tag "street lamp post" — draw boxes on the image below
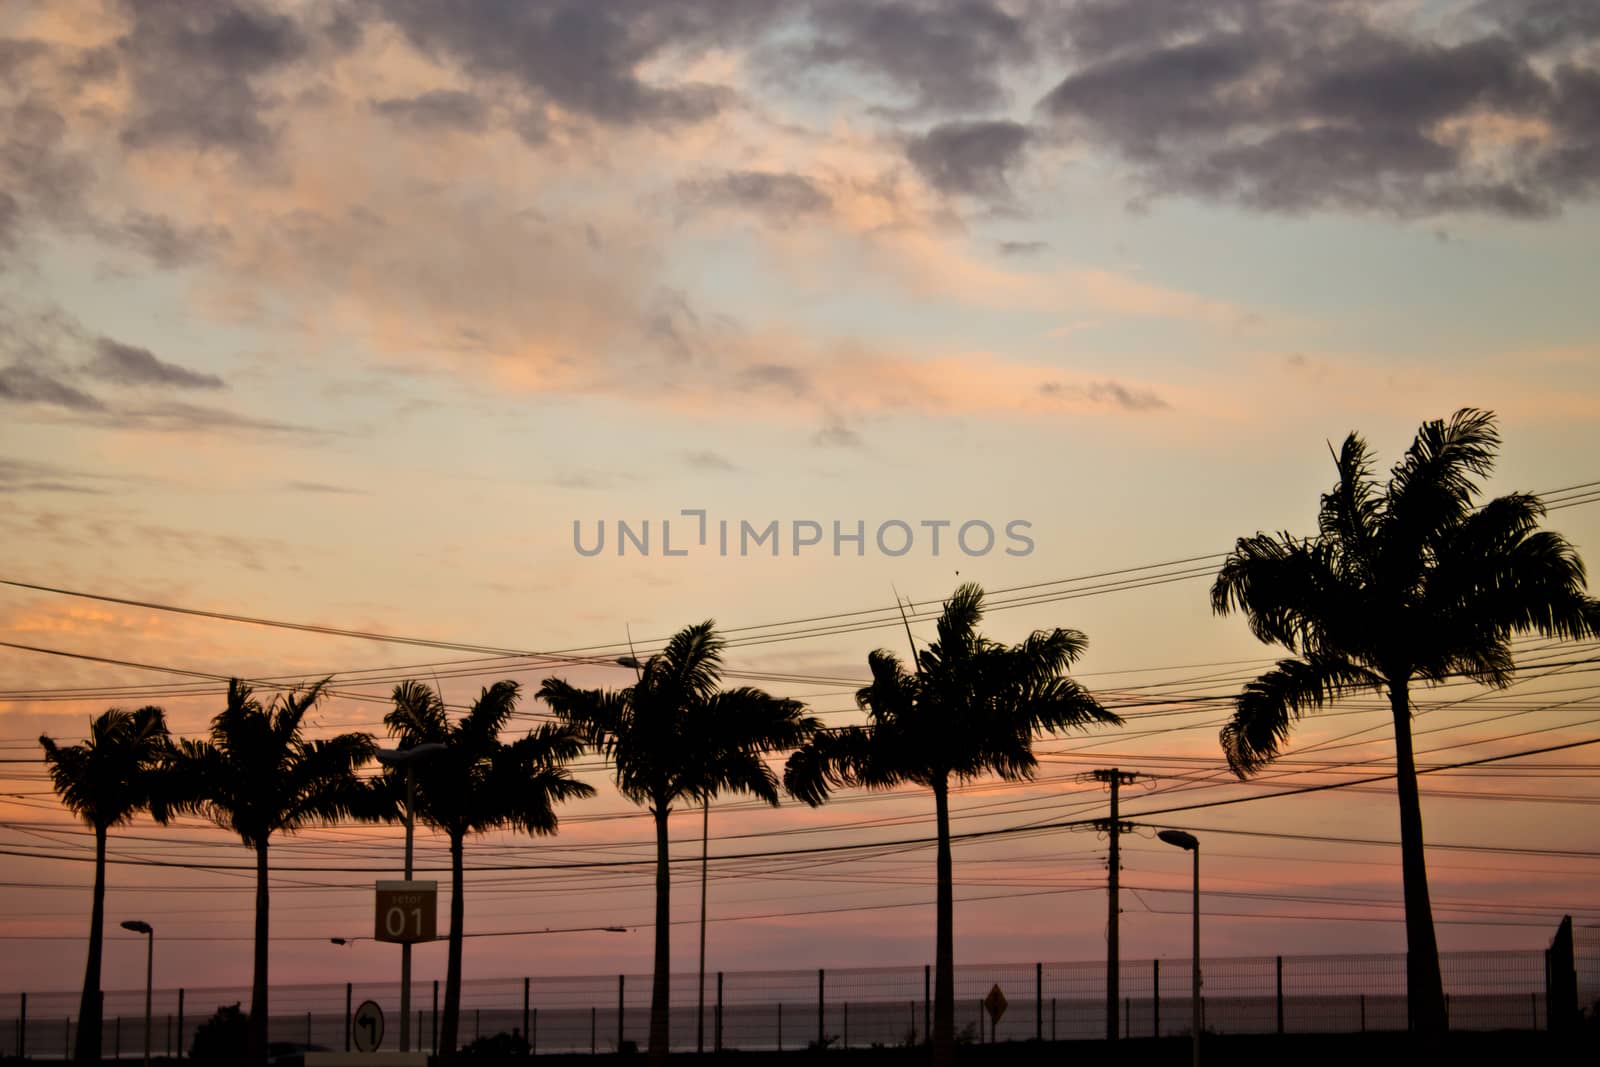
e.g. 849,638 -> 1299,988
119,921 -> 153,1067
375,743 -> 447,1054
1158,830 -> 1200,1067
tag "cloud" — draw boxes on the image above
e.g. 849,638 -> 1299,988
794,0 -> 1032,113
683,449 -> 739,471
100,211 -> 231,268
375,0 -> 754,127
738,362 -> 811,396
86,338 -> 226,389
906,119 -> 1030,197
283,480 -> 365,494
0,363 -> 104,410
114,1 -> 319,157
0,457 -> 113,494
680,170 -> 832,221
371,90 -> 491,132
812,415 -> 864,448
1037,1 -> 1600,217
998,239 -> 1048,256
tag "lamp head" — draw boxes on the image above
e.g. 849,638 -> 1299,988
375,742 -> 449,766
120,920 -> 153,935
1158,829 -> 1199,851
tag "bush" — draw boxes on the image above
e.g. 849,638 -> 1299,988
451,1028 -> 531,1061
189,1003 -> 248,1065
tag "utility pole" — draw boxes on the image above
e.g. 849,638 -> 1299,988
1090,768 -> 1138,1041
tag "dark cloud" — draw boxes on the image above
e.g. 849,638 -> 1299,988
283,480 -> 365,494
375,0 -> 760,127
739,362 -> 811,396
796,0 -> 1032,113
87,338 -> 226,389
683,449 -> 739,472
114,1 -> 319,156
0,363 -> 104,410
0,457 -> 114,494
1037,3 -> 1600,218
371,90 -> 491,132
1040,378 -> 1167,411
906,119 -> 1030,197
812,415 -> 863,448
680,170 -> 832,220
997,239 -> 1048,256
101,211 -> 231,268
0,99 -> 92,231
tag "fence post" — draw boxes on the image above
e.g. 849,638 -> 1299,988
177,988 -> 184,1061
18,991 -> 25,1059
1359,993 -> 1365,1032
524,978 -> 530,1048
1531,991 -> 1537,1030
924,965 -> 930,1044
167,1012 -> 173,1056
417,1009 -> 423,1049
1275,955 -> 1284,1034
1124,996 -> 1129,1037
115,1015 -> 121,1059
1444,993 -> 1450,1031
1153,959 -> 1160,1037
817,968 -> 824,1049
778,1002 -> 783,1052
716,972 -> 723,1053
843,1002 -> 848,1049
1035,962 -> 1042,1041
532,1008 -> 537,1056
306,1011 -> 312,1047
344,984 -> 352,1052
978,999 -> 983,1043
475,1009 -> 480,1042
65,1016 -> 70,1062
591,1006 -> 596,1055
618,975 -> 624,1051
1052,998 -> 1056,1042
432,981 -> 439,1054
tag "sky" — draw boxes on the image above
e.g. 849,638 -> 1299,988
2,0 -> 1599,1006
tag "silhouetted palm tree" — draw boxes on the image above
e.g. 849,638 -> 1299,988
166,679 -> 373,1064
538,623 -> 818,1066
783,584 -> 1120,1067
1211,408 -> 1598,1033
40,707 -> 172,1064
380,679 -> 594,1056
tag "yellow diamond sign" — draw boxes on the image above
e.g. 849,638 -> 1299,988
984,984 -> 1007,1025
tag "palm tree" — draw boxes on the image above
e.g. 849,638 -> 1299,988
1211,408 -> 1598,1033
39,707 -> 172,1064
538,623 -> 818,1066
783,584 -> 1120,1067
165,678 -> 373,1064
379,679 -> 595,1056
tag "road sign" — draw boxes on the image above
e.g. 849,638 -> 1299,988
984,984 -> 1007,1026
374,880 -> 437,944
352,1000 -> 384,1052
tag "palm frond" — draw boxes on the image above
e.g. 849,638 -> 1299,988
1220,655 -> 1382,776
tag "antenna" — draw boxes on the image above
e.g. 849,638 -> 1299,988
891,585 -> 918,662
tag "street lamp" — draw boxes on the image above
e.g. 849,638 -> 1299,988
120,921 -> 153,1067
1158,830 -> 1200,1067
375,742 -> 447,1053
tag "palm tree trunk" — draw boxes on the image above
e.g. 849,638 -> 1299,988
248,839 -> 270,1064
931,775 -> 955,1067
442,832 -> 465,1055
648,802 -> 672,1066
1390,679 -> 1446,1033
73,823 -> 107,1064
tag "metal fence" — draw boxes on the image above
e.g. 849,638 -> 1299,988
2,946 -> 1585,1059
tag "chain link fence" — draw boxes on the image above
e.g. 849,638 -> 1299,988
2,945 -> 1585,1059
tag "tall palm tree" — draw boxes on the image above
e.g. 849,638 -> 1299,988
1211,408 -> 1598,1033
783,584 -> 1120,1067
379,679 -> 594,1056
538,623 -> 818,1066
39,707 -> 172,1064
166,678 -> 373,1064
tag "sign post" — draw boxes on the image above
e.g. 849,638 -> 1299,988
984,985 -> 1007,1043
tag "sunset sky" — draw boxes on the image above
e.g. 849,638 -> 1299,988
3,0 -> 1599,1004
